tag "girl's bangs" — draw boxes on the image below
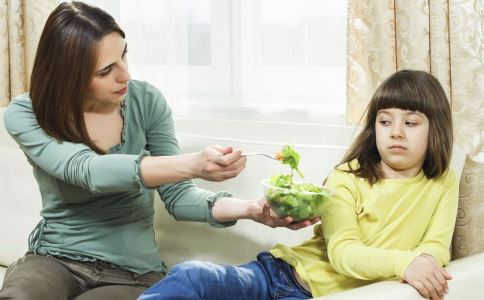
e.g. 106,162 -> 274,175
374,79 -> 433,116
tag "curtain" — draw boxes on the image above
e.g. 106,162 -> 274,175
0,0 -> 57,106
346,0 -> 483,259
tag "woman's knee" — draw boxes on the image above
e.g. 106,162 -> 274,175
0,254 -> 80,299
0,281 -> 71,300
0,287 -> 34,300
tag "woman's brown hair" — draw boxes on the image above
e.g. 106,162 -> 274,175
30,1 -> 125,154
341,70 -> 453,184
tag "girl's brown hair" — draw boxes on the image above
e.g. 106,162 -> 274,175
341,70 -> 453,184
30,1 -> 125,154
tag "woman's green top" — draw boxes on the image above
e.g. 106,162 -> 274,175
4,80 -> 233,274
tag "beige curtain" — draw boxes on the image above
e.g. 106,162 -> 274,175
0,0 -> 57,106
347,0 -> 484,260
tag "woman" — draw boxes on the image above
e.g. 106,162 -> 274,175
0,2 -> 315,299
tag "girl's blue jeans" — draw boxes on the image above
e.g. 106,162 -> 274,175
138,251 -> 312,300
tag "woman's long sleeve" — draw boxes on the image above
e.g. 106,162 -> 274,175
4,96 -> 145,194
142,84 -> 235,227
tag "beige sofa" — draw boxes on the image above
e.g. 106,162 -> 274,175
1,107 -> 483,299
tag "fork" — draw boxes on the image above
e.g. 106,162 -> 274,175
241,152 -> 281,161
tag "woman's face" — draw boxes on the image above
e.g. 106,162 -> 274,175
375,108 -> 430,178
86,32 -> 131,110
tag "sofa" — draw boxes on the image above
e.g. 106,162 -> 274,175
1,107 -> 483,299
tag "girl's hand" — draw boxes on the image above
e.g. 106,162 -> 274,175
195,145 -> 246,182
246,199 -> 320,229
402,254 -> 452,300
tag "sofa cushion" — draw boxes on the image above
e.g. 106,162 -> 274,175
0,146 -> 42,267
452,157 -> 484,259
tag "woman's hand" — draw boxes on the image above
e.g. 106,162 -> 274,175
195,145 -> 247,182
246,199 -> 320,230
211,198 -> 319,229
402,254 -> 452,300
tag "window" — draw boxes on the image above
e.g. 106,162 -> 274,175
82,0 -> 347,124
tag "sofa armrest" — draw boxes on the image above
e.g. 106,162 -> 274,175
0,266 -> 6,289
444,251 -> 484,298
315,251 -> 484,300
314,280 -> 423,300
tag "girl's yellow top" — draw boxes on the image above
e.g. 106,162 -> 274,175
271,160 -> 458,297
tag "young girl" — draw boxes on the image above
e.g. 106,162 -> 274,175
139,70 -> 458,300
0,2 -> 315,299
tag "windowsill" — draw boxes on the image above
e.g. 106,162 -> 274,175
173,107 -> 347,126
173,115 -> 357,148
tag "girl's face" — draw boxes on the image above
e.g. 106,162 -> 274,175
86,32 -> 131,111
375,108 -> 429,178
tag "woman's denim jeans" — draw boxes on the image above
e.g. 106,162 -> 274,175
138,252 -> 312,300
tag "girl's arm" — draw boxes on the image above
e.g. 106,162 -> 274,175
410,171 -> 459,265
403,254 -> 452,299
401,172 -> 458,299
322,171 -> 417,280
321,169 -> 458,281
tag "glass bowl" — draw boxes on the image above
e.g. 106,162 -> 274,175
261,179 -> 333,222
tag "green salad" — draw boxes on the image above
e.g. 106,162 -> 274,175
264,146 -> 333,222
276,145 -> 304,180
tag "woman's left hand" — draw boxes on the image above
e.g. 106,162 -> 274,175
247,199 -> 320,230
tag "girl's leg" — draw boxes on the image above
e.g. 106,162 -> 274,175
0,253 -> 82,300
139,252 -> 311,300
139,260 -> 268,300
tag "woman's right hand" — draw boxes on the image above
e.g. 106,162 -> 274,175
402,254 -> 452,300
194,145 -> 247,182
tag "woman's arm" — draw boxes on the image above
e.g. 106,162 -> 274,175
140,146 -> 245,187
211,197 -> 319,230
140,82 -> 246,187
141,83 -> 314,229
140,83 -> 245,226
5,92 -> 245,194
4,96 -> 144,193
